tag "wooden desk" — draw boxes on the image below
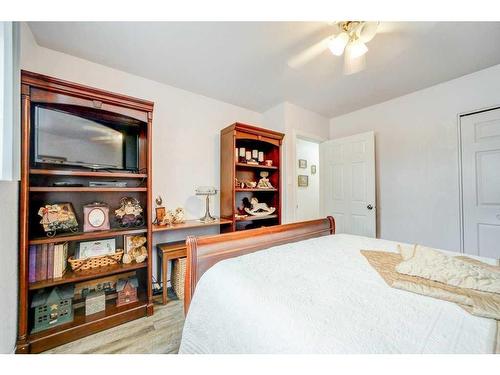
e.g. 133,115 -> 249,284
154,218 -> 232,304
157,241 -> 187,305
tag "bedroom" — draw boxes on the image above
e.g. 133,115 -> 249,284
0,0 -> 499,373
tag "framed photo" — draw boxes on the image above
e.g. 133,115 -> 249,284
77,239 -> 116,259
124,234 -> 135,254
311,165 -> 317,174
298,175 -> 309,187
298,159 -> 307,169
83,203 -> 110,232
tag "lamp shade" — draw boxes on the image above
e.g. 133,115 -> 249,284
345,39 -> 368,59
328,32 -> 349,56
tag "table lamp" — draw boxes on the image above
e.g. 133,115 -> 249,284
195,186 -> 218,223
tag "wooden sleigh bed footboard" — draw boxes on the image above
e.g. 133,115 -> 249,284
184,216 -> 335,313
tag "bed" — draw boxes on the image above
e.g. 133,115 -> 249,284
180,217 -> 499,354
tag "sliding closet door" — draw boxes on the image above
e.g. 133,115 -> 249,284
320,131 -> 376,237
461,108 -> 500,258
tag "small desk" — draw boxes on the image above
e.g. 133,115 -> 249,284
157,241 -> 187,305
154,218 -> 232,304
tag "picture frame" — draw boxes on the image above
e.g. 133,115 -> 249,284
123,234 -> 135,254
298,159 -> 307,169
311,165 -> 317,174
83,202 -> 110,232
298,175 -> 309,187
77,239 -> 116,259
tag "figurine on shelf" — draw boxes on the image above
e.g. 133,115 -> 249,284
115,197 -> 144,228
257,171 -> 274,189
38,203 -> 79,237
244,197 -> 276,216
123,235 -> 148,264
154,196 -> 166,225
171,207 -> 185,224
244,181 -> 257,188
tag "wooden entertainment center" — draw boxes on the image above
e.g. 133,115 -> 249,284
16,71 -> 154,353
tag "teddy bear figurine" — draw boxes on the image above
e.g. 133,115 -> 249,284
123,235 -> 148,264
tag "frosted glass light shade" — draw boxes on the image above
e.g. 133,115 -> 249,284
328,32 -> 349,56
346,39 -> 368,59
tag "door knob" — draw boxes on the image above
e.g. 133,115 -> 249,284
367,204 -> 373,210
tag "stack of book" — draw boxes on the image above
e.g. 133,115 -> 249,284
29,243 -> 69,283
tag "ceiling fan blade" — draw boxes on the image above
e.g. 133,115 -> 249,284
343,49 -> 366,75
287,36 -> 330,69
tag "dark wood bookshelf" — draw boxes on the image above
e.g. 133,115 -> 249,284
29,187 -> 147,192
17,71 -> 155,354
30,169 -> 148,178
29,227 -> 148,245
220,123 -> 284,232
235,162 -> 278,170
235,214 -> 278,222
235,188 -> 278,192
29,262 -> 147,290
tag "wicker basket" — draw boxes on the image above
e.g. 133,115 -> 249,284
68,250 -> 124,272
172,257 -> 186,300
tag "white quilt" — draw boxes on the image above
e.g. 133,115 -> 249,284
179,234 -> 498,354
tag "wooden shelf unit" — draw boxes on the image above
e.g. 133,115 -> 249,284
220,123 -> 284,232
17,71 -> 155,354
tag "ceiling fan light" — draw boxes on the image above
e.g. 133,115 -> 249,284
346,39 -> 368,59
328,32 -> 349,56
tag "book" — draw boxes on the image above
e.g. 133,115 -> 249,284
53,243 -> 61,278
40,244 -> 48,281
28,245 -> 37,283
47,243 -> 54,279
62,242 -> 68,276
35,245 -> 43,281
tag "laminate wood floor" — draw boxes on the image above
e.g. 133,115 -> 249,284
42,299 -> 185,354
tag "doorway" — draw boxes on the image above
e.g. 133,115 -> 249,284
294,137 -> 321,222
459,107 -> 500,258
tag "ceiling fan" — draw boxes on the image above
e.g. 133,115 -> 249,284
288,21 -> 380,75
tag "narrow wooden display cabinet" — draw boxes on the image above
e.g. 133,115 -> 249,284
220,123 -> 284,232
17,71 -> 154,353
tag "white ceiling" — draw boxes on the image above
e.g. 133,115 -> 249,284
28,22 -> 500,118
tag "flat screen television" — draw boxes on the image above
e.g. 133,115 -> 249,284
33,105 -> 139,171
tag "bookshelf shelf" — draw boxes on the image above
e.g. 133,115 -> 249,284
29,262 -> 148,290
29,227 -> 148,245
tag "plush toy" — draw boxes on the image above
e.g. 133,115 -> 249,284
123,236 -> 148,264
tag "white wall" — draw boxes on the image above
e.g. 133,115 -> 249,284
330,63 -> 500,251
263,102 -> 329,223
295,138 -> 320,221
0,181 -> 18,353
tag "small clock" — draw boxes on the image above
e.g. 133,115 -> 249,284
83,203 -> 110,232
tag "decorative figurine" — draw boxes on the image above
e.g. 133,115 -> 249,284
115,197 -> 144,227
257,171 -> 274,189
154,196 -> 166,225
116,276 -> 139,307
172,207 -> 185,224
38,203 -> 79,237
31,285 -> 74,333
244,197 -> 276,216
123,235 -> 148,264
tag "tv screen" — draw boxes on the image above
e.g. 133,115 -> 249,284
34,106 -> 138,171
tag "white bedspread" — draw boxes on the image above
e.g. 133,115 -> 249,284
179,234 -> 498,354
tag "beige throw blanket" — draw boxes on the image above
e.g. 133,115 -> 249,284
360,250 -> 500,353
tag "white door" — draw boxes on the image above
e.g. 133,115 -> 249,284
320,131 -> 376,237
461,108 -> 500,258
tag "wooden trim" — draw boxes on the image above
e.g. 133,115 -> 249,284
30,169 -> 148,179
21,70 -> 154,112
221,122 -> 285,140
152,218 -> 233,232
184,217 -> 335,314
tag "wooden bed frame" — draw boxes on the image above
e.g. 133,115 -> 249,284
184,217 -> 335,313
